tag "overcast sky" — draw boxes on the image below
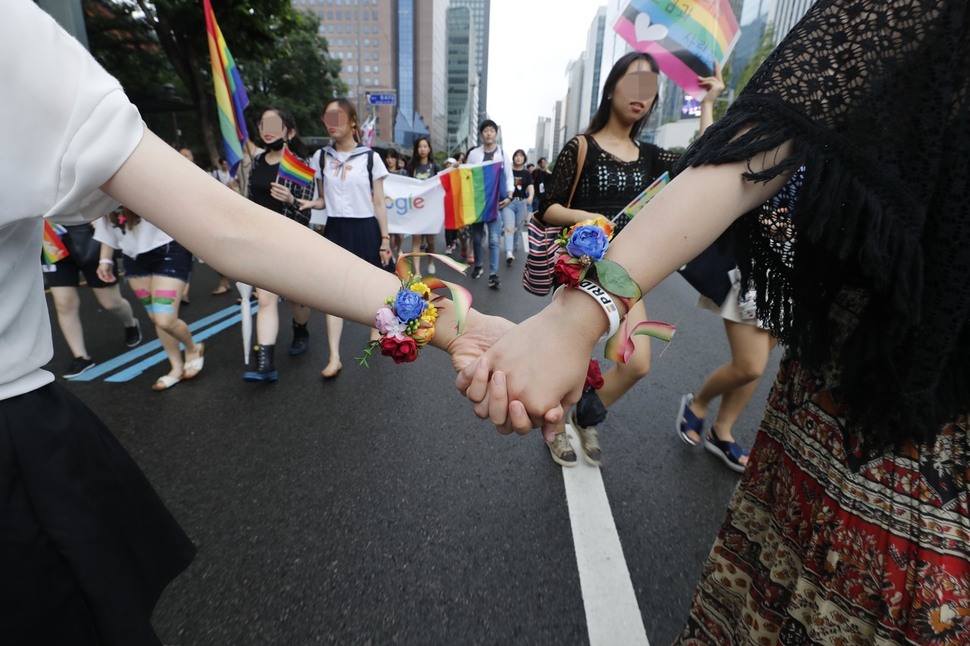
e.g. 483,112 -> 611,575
486,0 -> 760,154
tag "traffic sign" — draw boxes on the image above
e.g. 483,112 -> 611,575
367,92 -> 397,106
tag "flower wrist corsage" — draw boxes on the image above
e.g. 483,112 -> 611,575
359,253 -> 473,366
553,216 -> 676,363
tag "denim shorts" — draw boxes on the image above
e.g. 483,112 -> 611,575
122,240 -> 193,282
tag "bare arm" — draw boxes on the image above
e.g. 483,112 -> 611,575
102,129 -> 471,349
458,143 -> 795,435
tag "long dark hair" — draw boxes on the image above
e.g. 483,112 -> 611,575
407,136 -> 434,176
322,98 -> 361,143
261,106 -> 308,158
585,52 -> 659,141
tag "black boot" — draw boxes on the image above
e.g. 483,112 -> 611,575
243,344 -> 278,382
289,320 -> 309,356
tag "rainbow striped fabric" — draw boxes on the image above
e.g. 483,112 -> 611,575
42,220 -> 68,264
204,0 -> 249,174
277,146 -> 315,188
614,0 -> 740,99
440,161 -> 503,228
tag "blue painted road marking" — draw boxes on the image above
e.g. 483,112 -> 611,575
70,303 -> 258,383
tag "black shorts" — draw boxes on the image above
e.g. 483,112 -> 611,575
123,240 -> 193,282
42,224 -> 112,289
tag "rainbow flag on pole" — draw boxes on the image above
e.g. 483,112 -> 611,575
614,0 -> 740,99
440,161 -> 503,228
277,146 -> 315,188
204,0 -> 249,175
42,221 -> 69,264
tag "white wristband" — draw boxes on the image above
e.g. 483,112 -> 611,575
98,258 -> 115,266
574,279 -> 621,340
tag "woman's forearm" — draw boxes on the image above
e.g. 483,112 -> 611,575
542,203 -> 597,227
606,151 -> 793,299
102,129 -> 402,327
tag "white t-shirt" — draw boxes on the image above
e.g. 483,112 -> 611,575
93,217 -> 174,258
0,0 -> 143,400
310,146 -> 389,219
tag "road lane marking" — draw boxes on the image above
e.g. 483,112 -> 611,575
69,303 -> 256,382
562,424 -> 649,646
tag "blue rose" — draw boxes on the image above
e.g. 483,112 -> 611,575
394,289 -> 427,323
566,225 -> 609,261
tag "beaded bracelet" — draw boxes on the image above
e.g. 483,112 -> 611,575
358,252 -> 471,365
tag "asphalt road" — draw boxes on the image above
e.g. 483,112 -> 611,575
52,242 -> 780,645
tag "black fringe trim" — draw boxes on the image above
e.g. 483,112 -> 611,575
675,94 -> 968,453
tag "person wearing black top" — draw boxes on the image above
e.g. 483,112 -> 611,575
241,108 -> 316,381
534,52 -> 723,467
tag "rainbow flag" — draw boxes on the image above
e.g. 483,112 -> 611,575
612,171 -> 669,223
277,146 -> 315,188
204,0 -> 249,175
42,221 -> 69,264
440,161 -> 503,228
614,0 -> 740,99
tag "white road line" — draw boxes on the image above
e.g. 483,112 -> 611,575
562,424 -> 649,646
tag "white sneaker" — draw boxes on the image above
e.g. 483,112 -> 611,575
428,261 -> 436,275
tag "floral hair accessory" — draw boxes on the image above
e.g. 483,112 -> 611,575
554,216 -> 677,364
359,252 -> 472,366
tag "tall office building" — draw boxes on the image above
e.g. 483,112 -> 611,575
551,100 -> 564,159
562,56 -> 585,144
767,0 -> 816,46
534,116 -> 552,163
449,0 -> 489,124
298,0 -> 395,144
445,5 -> 479,154
414,0 -> 448,152
579,7 -> 607,132
394,0 -> 448,150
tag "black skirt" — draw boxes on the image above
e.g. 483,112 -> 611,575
323,216 -> 382,268
0,382 -> 195,645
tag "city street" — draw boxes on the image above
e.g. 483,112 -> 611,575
54,246 -> 779,645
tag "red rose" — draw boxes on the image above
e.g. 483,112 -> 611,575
379,334 -> 419,363
554,255 -> 583,287
584,359 -> 604,391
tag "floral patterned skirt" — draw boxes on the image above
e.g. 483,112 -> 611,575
677,357 -> 970,645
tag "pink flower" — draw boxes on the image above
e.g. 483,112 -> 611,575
375,306 -> 405,335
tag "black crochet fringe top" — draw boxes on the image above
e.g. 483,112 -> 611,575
676,0 -> 970,450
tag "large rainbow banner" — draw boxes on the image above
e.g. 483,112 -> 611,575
440,161 -> 503,228
614,0 -> 740,99
204,0 -> 249,175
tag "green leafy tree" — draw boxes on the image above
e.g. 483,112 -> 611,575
244,11 -> 345,140
85,0 -> 344,166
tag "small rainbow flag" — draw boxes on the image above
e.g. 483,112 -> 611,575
612,171 -> 669,224
614,0 -> 740,99
277,146 -> 315,188
204,0 -> 249,175
440,161 -> 503,228
42,220 -> 69,264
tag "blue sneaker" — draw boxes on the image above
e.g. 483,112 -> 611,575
676,393 -> 704,447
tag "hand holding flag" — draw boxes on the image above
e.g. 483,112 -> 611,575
277,146 -> 315,189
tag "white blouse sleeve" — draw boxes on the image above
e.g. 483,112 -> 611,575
2,0 -> 144,225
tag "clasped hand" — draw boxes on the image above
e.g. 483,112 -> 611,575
454,296 -> 601,441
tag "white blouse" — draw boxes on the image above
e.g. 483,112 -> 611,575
310,146 -> 389,219
0,0 -> 143,400
94,217 -> 174,259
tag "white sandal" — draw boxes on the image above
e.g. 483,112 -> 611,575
182,343 -> 205,380
151,373 -> 182,391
